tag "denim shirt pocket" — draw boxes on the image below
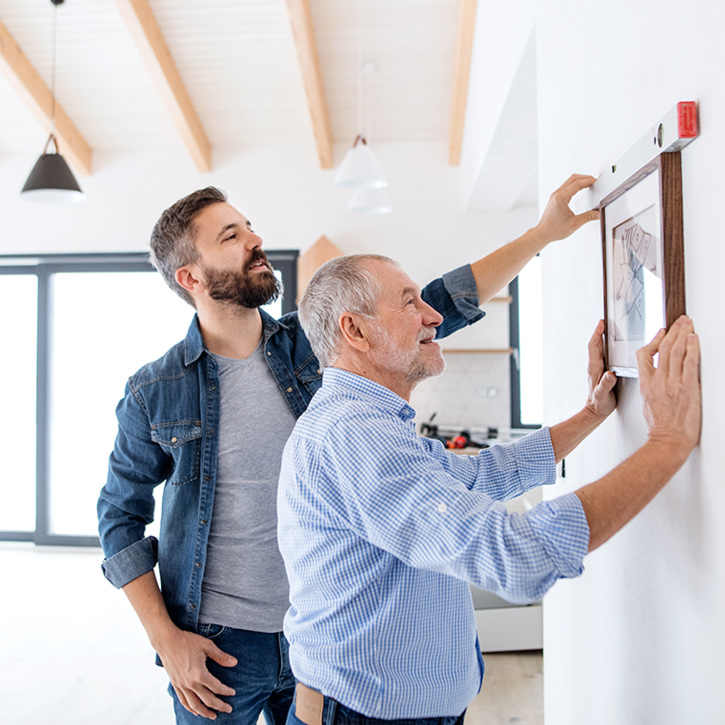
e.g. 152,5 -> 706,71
294,354 -> 323,396
150,421 -> 202,486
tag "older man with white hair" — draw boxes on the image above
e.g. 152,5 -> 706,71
277,253 -> 701,725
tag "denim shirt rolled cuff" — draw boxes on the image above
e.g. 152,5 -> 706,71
101,535 -> 159,589
526,492 -> 589,579
441,264 -> 485,324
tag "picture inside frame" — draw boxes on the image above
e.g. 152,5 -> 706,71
604,169 -> 664,376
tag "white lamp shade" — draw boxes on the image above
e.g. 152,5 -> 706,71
334,137 -> 388,189
347,187 -> 392,214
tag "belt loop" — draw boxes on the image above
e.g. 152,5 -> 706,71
322,694 -> 338,725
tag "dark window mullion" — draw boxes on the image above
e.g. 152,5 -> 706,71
35,268 -> 51,544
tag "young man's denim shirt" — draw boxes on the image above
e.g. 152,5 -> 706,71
97,264 -> 484,634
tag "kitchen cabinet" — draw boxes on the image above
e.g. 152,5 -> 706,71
438,295 -> 512,353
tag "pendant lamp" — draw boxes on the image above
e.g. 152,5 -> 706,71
335,133 -> 388,190
347,186 -> 392,214
21,0 -> 85,203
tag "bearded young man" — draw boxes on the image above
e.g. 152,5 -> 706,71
97,178 -> 601,724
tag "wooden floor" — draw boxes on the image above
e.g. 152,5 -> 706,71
0,544 -> 542,724
469,651 -> 543,724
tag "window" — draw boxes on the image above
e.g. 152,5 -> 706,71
509,256 -> 544,429
0,251 -> 298,546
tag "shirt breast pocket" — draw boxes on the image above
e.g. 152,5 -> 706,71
294,355 -> 322,395
150,421 -> 202,486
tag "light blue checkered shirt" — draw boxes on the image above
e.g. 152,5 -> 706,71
278,368 -> 589,719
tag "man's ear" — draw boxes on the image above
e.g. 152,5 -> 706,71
176,265 -> 203,296
339,312 -> 371,353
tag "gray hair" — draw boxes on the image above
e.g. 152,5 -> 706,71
149,186 -> 228,306
298,254 -> 400,368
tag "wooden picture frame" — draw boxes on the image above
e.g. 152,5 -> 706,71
599,151 -> 686,376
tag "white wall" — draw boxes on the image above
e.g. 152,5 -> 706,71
460,0 -> 536,207
536,1 -> 725,722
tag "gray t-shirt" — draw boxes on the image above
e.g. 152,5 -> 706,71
198,343 -> 297,632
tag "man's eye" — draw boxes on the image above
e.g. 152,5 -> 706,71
224,233 -> 236,242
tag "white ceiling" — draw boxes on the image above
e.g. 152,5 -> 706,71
0,0 -> 461,161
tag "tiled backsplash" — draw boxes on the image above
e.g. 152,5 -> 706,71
410,352 -> 511,436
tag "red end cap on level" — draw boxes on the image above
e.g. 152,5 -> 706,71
677,101 -> 698,138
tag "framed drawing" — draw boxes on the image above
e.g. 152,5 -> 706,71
599,152 -> 686,376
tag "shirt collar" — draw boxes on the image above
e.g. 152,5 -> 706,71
183,315 -> 205,365
322,367 -> 416,422
183,309 -> 285,366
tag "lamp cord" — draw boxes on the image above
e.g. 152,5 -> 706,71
356,1 -> 363,136
50,0 -> 58,139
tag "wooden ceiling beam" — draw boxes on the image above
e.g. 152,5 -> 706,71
0,16 -> 93,176
113,0 -> 212,173
449,0 -> 478,166
285,0 -> 334,169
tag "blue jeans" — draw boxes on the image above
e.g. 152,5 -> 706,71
286,696 -> 466,725
170,626 -> 295,725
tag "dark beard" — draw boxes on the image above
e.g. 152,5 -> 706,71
202,251 -> 283,309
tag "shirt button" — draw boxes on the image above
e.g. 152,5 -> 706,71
200,519 -> 207,525
171,436 -> 178,443
204,475 -> 211,482
286,387 -> 293,393
210,385 -> 217,391
317,369 -> 321,374
190,603 -> 196,610
195,562 -> 201,568
208,429 -> 214,435
267,351 -> 272,356
437,503 -> 448,513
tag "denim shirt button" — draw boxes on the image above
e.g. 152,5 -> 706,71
210,385 -> 217,391
286,387 -> 293,393
208,430 -> 215,435
195,561 -> 201,568
267,351 -> 272,356
190,603 -> 196,610
200,519 -> 207,525
204,475 -> 211,482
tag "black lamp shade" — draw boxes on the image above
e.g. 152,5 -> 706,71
21,152 -> 85,203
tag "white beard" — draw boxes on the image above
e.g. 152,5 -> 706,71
369,322 -> 446,386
